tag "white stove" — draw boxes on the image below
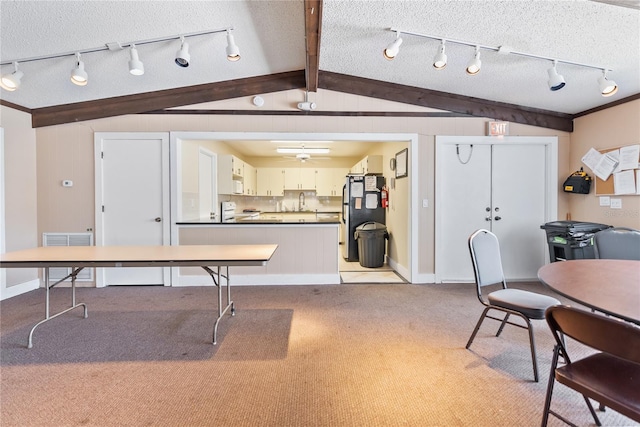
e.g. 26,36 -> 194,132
221,201 -> 236,222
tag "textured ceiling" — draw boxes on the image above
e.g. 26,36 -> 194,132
1,0 -> 639,116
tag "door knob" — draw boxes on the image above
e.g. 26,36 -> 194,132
494,216 -> 502,221
155,217 -> 162,222
485,216 -> 492,221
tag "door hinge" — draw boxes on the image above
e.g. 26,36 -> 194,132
101,151 -> 104,159
102,205 -> 105,212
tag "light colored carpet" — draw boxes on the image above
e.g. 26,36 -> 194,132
1,283 -> 637,427
340,270 -> 405,283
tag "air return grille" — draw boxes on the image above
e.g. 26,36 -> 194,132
42,233 -> 94,281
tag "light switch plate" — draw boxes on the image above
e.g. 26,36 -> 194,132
62,180 -> 73,187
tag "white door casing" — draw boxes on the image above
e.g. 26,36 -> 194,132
435,136 -> 557,283
94,132 -> 171,286
198,148 -> 218,220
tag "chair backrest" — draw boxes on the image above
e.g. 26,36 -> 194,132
546,305 -> 640,364
468,229 -> 507,291
594,227 -> 640,260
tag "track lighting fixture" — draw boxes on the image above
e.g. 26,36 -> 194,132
383,32 -> 403,60
70,53 -> 88,86
433,40 -> 447,70
128,44 -> 145,76
226,30 -> 240,61
466,46 -> 481,75
0,27 -> 240,91
547,60 -> 566,91
598,70 -> 618,97
175,36 -> 190,67
384,27 -> 619,97
0,62 -> 23,91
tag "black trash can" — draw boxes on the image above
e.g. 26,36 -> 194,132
354,222 -> 389,268
540,221 -> 611,262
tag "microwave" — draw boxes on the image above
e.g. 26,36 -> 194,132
233,180 -> 244,194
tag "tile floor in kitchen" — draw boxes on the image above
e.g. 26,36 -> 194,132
339,256 -> 406,284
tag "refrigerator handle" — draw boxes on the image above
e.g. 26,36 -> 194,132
341,184 -> 347,224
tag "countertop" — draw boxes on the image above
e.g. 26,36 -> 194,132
177,211 -> 341,225
177,218 -> 340,225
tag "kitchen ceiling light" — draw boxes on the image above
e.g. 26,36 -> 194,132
226,30 -> 240,61
175,37 -> 190,67
277,147 -> 330,154
383,32 -> 403,60
128,44 -> 144,76
0,62 -> 23,91
70,53 -> 88,86
466,46 -> 481,75
433,40 -> 447,70
547,60 -> 566,91
598,70 -> 618,97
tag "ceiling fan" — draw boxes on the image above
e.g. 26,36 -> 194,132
279,145 -> 330,163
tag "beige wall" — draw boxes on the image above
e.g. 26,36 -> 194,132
9,89 -> 640,285
0,105 -> 39,288
569,99 -> 640,228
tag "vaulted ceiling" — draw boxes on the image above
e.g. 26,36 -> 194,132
1,0 -> 639,131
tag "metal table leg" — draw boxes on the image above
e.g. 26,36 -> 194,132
27,267 -> 88,349
202,265 -> 234,345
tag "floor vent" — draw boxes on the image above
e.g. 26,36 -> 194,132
42,233 -> 94,281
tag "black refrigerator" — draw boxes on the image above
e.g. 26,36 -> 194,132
341,174 -> 386,261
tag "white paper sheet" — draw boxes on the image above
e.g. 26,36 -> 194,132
351,182 -> 363,198
613,169 -> 636,195
618,144 -> 640,171
581,147 -> 619,181
365,193 -> 378,209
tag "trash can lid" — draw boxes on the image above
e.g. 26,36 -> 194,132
355,221 -> 387,231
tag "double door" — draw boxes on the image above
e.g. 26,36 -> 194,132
435,138 -> 556,282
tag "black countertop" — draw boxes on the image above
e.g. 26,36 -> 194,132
177,218 -> 340,225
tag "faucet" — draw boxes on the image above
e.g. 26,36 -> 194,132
298,192 -> 305,211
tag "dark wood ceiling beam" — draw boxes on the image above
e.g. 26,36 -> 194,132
30,71 -> 306,128
304,0 -> 322,92
318,70 -> 574,132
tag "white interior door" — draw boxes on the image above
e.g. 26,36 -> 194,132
435,136 -> 556,283
492,144 -> 547,280
436,144 -> 492,282
95,132 -> 170,286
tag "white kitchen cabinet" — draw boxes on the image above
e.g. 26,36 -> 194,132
244,163 -> 256,195
256,168 -> 284,196
218,154 -> 245,194
351,155 -> 382,175
315,168 -> 348,196
284,167 -> 316,190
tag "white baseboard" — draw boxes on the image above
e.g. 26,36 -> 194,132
174,273 -> 342,286
0,278 -> 40,301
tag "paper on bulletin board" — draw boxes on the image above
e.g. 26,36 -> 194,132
613,169 -> 636,195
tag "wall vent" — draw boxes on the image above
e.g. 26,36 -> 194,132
42,233 -> 94,281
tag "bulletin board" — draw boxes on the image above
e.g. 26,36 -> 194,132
593,145 -> 640,196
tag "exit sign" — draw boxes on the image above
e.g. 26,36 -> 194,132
487,121 -> 509,136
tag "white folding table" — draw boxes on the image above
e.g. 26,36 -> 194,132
0,244 -> 278,348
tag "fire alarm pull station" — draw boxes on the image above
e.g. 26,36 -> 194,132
62,180 -> 73,187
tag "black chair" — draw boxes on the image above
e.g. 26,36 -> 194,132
541,305 -> 640,426
594,227 -> 640,260
466,229 -> 561,382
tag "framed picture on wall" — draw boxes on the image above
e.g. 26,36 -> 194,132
395,148 -> 408,179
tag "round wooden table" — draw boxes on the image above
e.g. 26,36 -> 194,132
538,259 -> 640,326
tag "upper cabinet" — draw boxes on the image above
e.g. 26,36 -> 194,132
244,164 -> 256,196
218,154 -> 245,194
283,168 -> 316,190
316,168 -> 349,197
256,168 -> 284,197
350,155 -> 383,175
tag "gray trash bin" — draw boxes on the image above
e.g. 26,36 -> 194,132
354,222 -> 389,268
540,220 -> 611,262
